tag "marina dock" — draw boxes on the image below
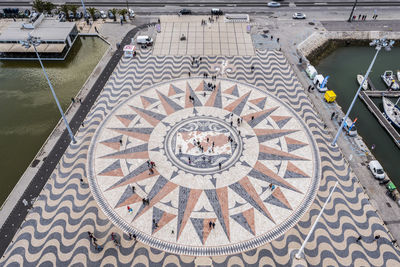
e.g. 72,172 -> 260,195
367,77 -> 378,91
359,80 -> 400,149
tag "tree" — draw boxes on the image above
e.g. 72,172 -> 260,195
60,4 -> 69,20
43,2 -> 55,15
32,0 -> 45,13
110,8 -> 117,22
87,7 -> 97,21
118,8 -> 128,21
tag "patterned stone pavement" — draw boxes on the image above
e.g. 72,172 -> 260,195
88,78 -> 320,256
1,45 -> 400,266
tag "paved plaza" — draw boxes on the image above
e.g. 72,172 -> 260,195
153,16 -> 254,56
1,21 -> 400,266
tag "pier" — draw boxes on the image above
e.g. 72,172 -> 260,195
359,80 -> 400,148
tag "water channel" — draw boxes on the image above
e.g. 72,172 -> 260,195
0,36 -> 108,206
316,46 -> 400,186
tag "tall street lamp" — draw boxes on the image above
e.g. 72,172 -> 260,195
80,0 -> 87,18
347,0 -> 358,22
331,38 -> 394,146
20,34 -> 77,144
295,181 -> 339,260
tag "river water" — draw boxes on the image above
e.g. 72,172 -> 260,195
0,37 -> 108,206
316,46 -> 400,186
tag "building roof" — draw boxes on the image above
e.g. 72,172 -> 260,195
0,18 -> 75,42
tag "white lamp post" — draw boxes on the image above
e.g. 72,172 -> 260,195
295,181 -> 339,260
20,34 -> 76,144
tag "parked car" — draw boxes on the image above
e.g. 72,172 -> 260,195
293,12 -> 306,19
24,9 -> 31,17
267,2 -> 281,7
313,74 -> 328,92
340,117 -> 357,137
58,12 -> 66,22
178,9 -> 191,15
68,11 -> 74,19
108,10 -> 114,19
3,8 -> 19,18
75,11 -> 83,19
100,10 -> 107,19
128,9 -> 135,18
211,8 -> 223,15
136,35 -> 153,45
368,160 -> 385,180
94,11 -> 101,19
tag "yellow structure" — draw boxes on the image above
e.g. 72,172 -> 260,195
324,90 -> 336,103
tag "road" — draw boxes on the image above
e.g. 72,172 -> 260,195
1,0 -> 400,9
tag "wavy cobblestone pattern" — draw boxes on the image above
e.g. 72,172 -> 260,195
1,49 -> 400,266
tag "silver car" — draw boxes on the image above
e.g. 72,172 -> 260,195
293,12 -> 306,19
267,2 -> 281,7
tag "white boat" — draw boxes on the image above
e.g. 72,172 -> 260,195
381,70 -> 400,90
397,70 -> 400,81
357,74 -> 368,90
382,96 -> 400,129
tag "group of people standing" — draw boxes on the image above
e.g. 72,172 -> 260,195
352,14 -> 378,21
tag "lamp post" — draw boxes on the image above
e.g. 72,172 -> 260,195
20,34 -> 76,144
331,38 -> 394,146
347,0 -> 358,22
80,0 -> 87,18
295,181 -> 339,260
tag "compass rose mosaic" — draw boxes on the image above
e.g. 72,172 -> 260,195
87,78 -> 321,256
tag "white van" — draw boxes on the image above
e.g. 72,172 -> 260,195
136,35 -> 153,45
368,160 -> 385,180
306,65 -> 317,80
313,74 -> 328,92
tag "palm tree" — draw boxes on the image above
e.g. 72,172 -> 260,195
32,0 -> 45,13
69,5 -> 78,20
60,4 -> 69,20
110,8 -> 117,22
87,7 -> 97,21
43,1 -> 55,15
118,8 -> 128,21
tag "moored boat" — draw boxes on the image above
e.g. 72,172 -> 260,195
397,70 -> 400,81
382,96 -> 400,129
357,74 -> 368,90
381,70 -> 400,90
